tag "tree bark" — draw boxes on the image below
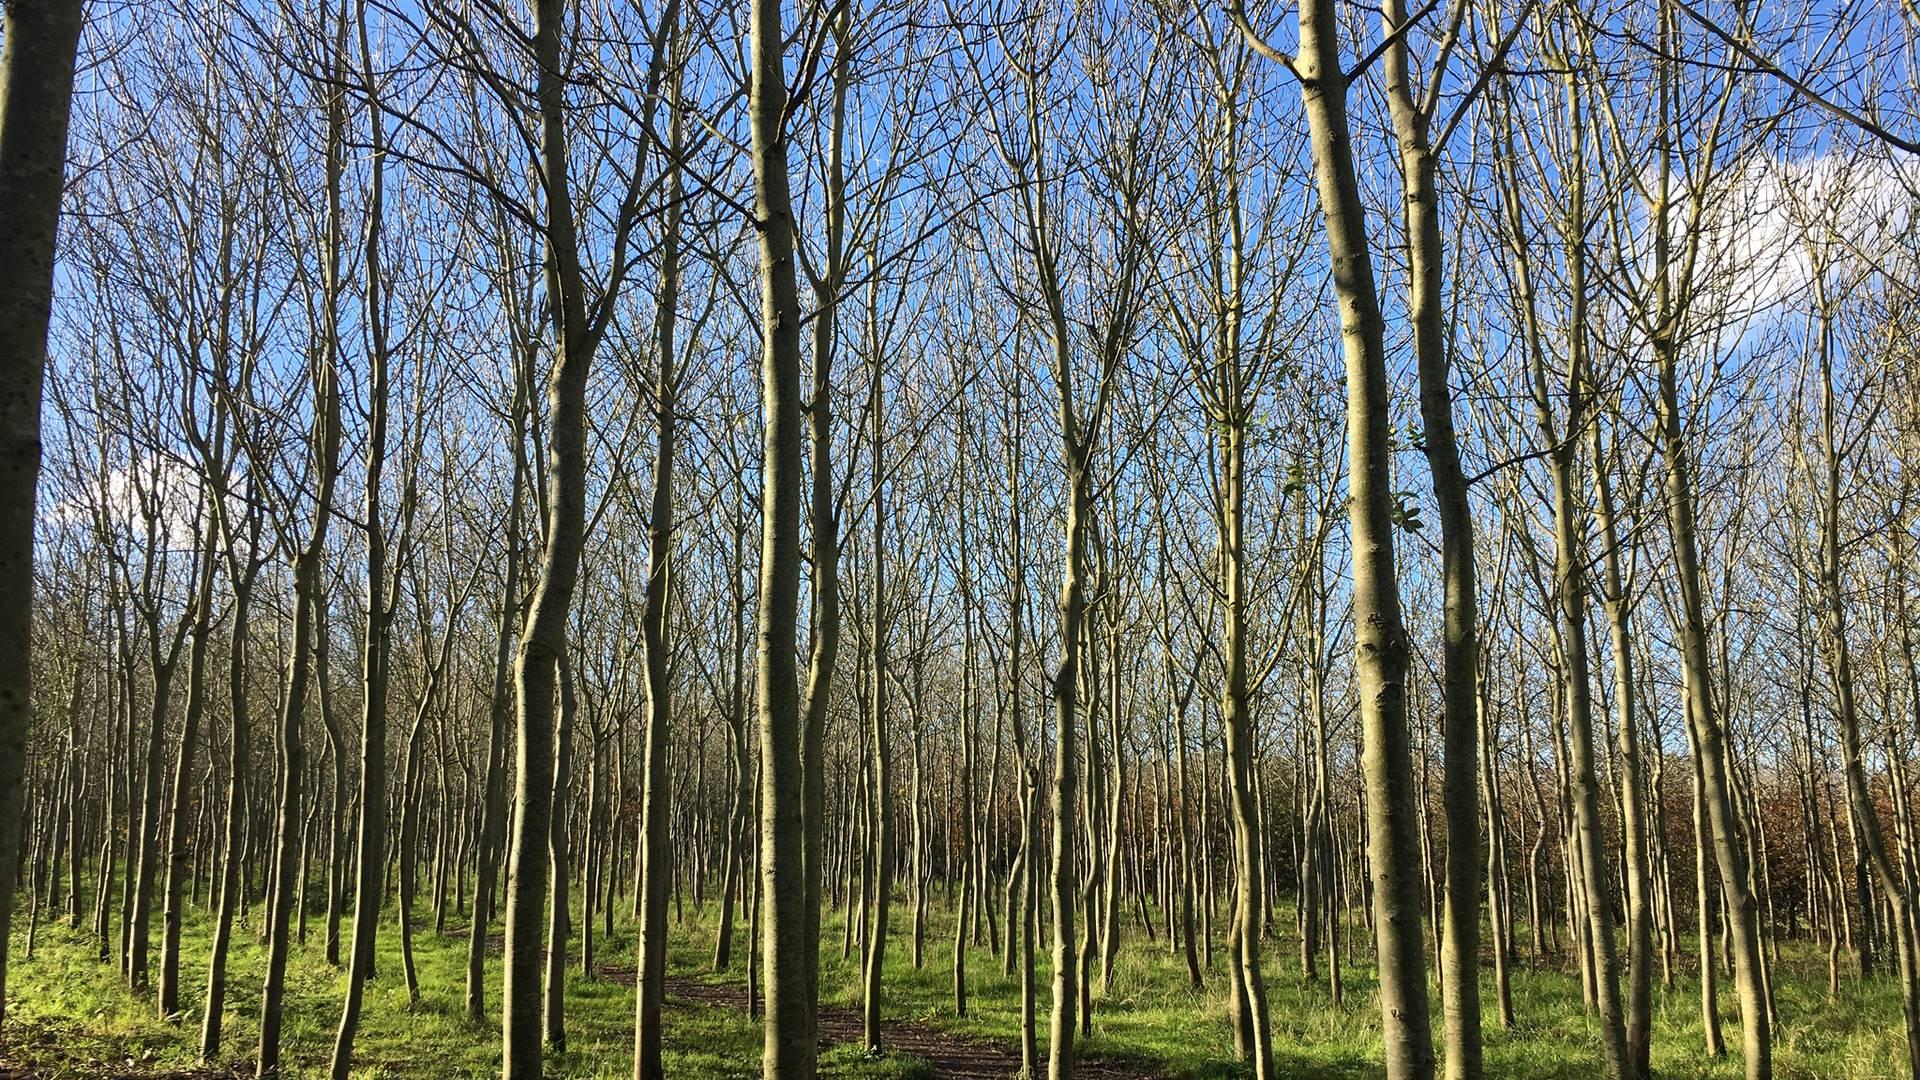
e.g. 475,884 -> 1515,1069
1254,1 -> 1437,1072
1592,418 -> 1655,1079
861,327 -> 892,1054
799,11 -> 850,1032
258,19 -> 348,1064
0,0 -> 85,1026
543,655 -> 576,1050
331,65 -> 395,1069
159,537 -> 217,1015
635,45 -> 683,1070
1379,3 -> 1482,1071
201,547 -> 256,1059
502,0 -> 597,1071
747,0 -> 813,1070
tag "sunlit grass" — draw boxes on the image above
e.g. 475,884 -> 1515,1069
2,896 -> 906,1078
3,883 -> 1912,1078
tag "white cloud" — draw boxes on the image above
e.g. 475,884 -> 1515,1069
1709,151 -> 1918,315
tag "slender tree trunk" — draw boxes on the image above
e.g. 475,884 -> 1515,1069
256,393 -> 335,1077
201,573 -> 254,1059
320,647 -> 346,968
1657,322 -> 1770,1080
332,81 -> 394,1070
503,1 -> 597,1070
714,506 -> 750,973
1637,11 -> 1768,1068
861,340 -> 892,1054
635,55 -> 683,1071
1479,674 -> 1514,1027
1593,421 -> 1654,1079
954,429 -> 977,1016
1220,423 -> 1274,1079
469,394 -> 523,1021
543,657 -> 576,1051
398,713 -> 426,1005
160,542 -> 217,1016
797,12 -> 849,1039
258,25 -> 348,1065
1157,504 -> 1203,992
1253,1 -> 1436,1072
130,638 -> 184,992
747,0 -> 812,1069
1380,5 -> 1481,1069
1687,707 -> 1725,1055
1508,93 -> 1628,1069
1049,462 -> 1087,1080
1008,393 -> 1040,1076
1099,605 -> 1125,994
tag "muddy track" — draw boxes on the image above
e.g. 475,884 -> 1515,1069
604,961 -> 1169,1079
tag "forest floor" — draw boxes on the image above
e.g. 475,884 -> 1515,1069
2,888 -> 1912,1078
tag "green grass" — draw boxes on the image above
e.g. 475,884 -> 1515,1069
3,885 -> 1912,1078
0,897 -> 910,1078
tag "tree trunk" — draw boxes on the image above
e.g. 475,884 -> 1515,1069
469,381 -> 524,1021
861,333 -> 892,1053
1593,419 -> 1654,1079
398,713 -> 426,1005
160,541 -> 217,1015
1379,3 -> 1482,1070
0,0 -> 85,1018
544,656 -> 576,1050
332,82 -> 394,1069
1656,316 -> 1770,1080
798,11 -> 850,1039
714,504 -> 750,973
201,564 -> 254,1060
1049,460 -> 1087,1080
258,26 -> 348,1064
747,0 -> 813,1069
503,1 -> 597,1070
1264,0 -> 1436,1072
1220,422 -> 1274,1078
635,51 -> 682,1070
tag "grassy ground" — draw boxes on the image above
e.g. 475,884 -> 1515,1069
777,895 -> 1909,1080
0,899 -> 926,1079
2,886 -> 1911,1078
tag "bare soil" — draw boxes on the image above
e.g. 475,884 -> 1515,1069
604,958 -> 1171,1079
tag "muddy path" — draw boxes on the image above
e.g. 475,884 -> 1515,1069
600,959 -> 1171,1079
663,975 -> 1169,1079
